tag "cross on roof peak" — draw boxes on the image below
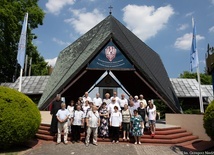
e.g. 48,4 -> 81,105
109,5 -> 113,15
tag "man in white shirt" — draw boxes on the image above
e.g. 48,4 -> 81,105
119,94 -> 128,110
138,94 -> 147,107
110,91 -> 120,104
85,106 -> 100,147
93,93 -> 102,108
56,102 -> 69,145
108,97 -> 121,114
83,92 -> 92,103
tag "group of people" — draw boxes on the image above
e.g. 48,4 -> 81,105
50,91 -> 157,146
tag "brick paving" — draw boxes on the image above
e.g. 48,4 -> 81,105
22,141 -> 186,155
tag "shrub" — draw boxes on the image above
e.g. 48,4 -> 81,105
203,100 -> 214,141
183,109 -> 201,114
154,100 -> 173,119
0,86 -> 41,149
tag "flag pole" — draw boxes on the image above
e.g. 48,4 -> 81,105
16,13 -> 28,92
196,66 -> 204,113
18,69 -> 23,92
191,17 -> 204,113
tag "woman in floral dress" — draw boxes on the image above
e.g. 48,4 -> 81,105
99,102 -> 109,139
130,109 -> 144,145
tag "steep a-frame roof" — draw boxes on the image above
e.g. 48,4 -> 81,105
38,15 -> 182,113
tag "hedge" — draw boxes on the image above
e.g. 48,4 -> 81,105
0,86 -> 41,149
203,100 -> 214,141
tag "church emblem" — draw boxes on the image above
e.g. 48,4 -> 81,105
105,46 -> 117,61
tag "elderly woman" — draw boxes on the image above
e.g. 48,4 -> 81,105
121,104 -> 131,141
67,100 -> 75,133
103,93 -> 111,106
99,102 -> 109,139
130,109 -> 144,145
137,101 -> 147,132
109,106 -> 122,143
71,105 -> 84,143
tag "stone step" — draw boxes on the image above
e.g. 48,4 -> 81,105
36,133 -> 55,141
170,135 -> 199,144
151,128 -> 187,135
142,132 -> 192,139
37,129 -> 51,135
36,123 -> 200,145
154,127 -> 181,131
39,125 -> 50,130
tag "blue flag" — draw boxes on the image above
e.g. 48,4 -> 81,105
17,13 -> 28,69
190,18 -> 199,72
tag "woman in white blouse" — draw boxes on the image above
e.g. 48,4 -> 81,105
109,106 -> 122,143
147,100 -> 156,136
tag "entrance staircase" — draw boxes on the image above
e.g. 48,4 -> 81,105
36,123 -> 199,145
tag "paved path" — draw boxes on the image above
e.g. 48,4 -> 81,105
23,141 -> 185,155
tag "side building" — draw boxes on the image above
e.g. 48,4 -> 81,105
1,76 -> 212,111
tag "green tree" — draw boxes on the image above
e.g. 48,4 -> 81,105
0,0 -> 47,83
179,71 -> 212,85
31,47 -> 48,76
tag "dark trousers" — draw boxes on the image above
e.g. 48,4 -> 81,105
111,126 -> 120,141
72,125 -> 81,141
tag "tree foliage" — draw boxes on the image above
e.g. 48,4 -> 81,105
0,0 -> 47,83
154,100 -> 173,119
179,71 -> 212,85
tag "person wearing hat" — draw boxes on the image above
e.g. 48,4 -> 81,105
133,95 -> 140,110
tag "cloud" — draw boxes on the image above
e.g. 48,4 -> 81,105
122,5 -> 174,41
209,26 -> 214,33
174,33 -> 205,50
185,12 -> 194,17
52,37 -> 70,46
211,0 -> 214,5
177,24 -> 189,31
64,8 -> 105,35
45,0 -> 75,15
45,57 -> 57,66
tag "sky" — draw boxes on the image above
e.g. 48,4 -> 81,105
33,0 -> 214,78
